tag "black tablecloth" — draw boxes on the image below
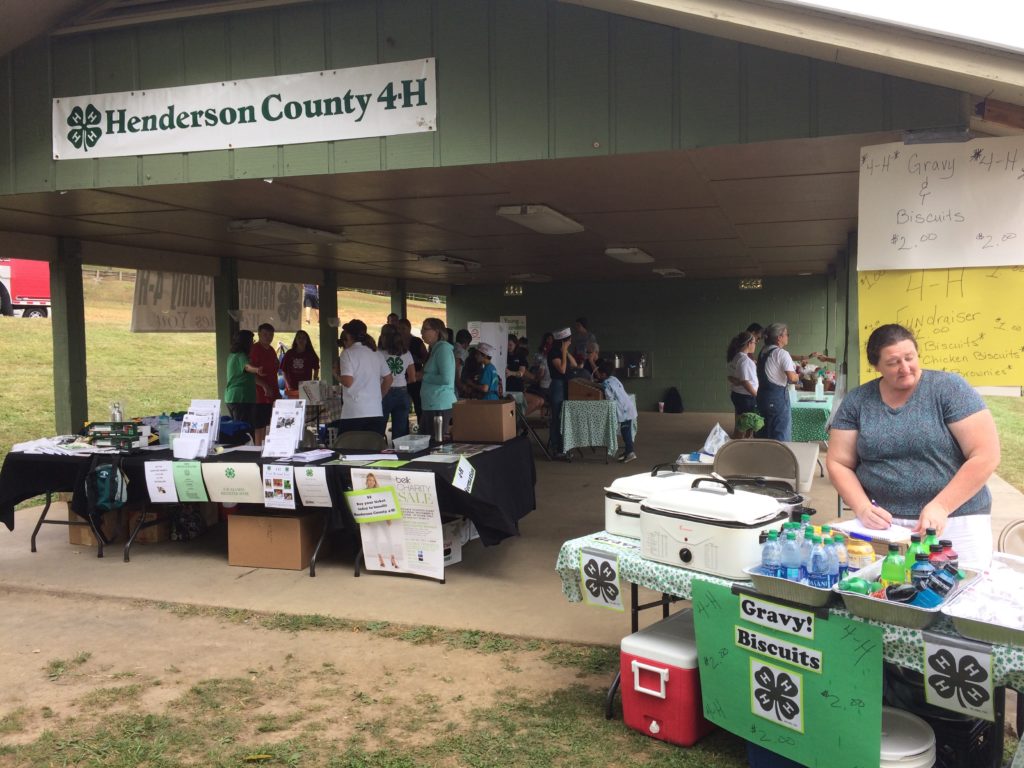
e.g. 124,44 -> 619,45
0,436 -> 536,546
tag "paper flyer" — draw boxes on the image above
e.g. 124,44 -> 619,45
294,465 -> 333,507
144,460 -> 179,503
452,456 -> 477,493
200,462 -> 264,504
349,469 -> 444,580
262,463 -> 297,510
262,399 -> 306,457
171,461 -> 209,502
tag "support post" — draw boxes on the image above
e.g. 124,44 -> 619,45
51,238 -> 88,434
392,278 -> 407,320
319,270 -> 338,384
214,257 -> 240,402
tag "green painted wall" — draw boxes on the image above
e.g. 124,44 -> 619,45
448,275 -> 836,412
0,0 -> 966,194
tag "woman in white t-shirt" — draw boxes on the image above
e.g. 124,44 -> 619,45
726,331 -> 759,438
378,325 -> 417,440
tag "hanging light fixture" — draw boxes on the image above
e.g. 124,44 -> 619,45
503,283 -> 524,297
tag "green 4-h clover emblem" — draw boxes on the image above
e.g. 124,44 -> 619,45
305,469 -> 314,477
387,356 -> 405,376
67,104 -> 103,152
224,467 -> 236,479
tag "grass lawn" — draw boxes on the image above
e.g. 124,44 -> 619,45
0,275 -> 444,466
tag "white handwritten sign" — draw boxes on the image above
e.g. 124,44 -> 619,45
858,136 -> 1024,270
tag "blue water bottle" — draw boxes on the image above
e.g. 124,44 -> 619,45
807,536 -> 830,588
761,530 -> 782,578
781,532 -> 802,582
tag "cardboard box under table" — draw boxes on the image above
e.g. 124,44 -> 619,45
228,510 -> 320,570
450,399 -> 516,443
620,608 -> 715,747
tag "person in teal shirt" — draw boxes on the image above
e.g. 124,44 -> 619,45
419,317 -> 456,438
473,342 -> 502,400
224,329 -> 261,426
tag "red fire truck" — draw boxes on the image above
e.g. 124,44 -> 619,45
0,258 -> 50,318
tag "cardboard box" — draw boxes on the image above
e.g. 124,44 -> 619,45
568,378 -> 605,401
126,509 -> 171,544
228,511 -> 321,570
68,507 -> 127,546
450,399 -> 517,443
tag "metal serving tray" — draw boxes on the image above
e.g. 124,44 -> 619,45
742,566 -> 836,608
942,553 -> 1024,648
834,561 -> 978,630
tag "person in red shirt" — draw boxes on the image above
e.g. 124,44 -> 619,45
281,329 -> 320,395
249,323 -> 280,445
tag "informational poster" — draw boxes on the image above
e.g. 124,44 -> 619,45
500,315 -> 527,341
923,631 -> 994,721
294,466 -> 333,508
144,460 -> 178,503
692,582 -> 883,768
857,266 -> 1024,385
171,461 -> 208,502
262,464 -> 297,510
348,469 -> 443,581
858,136 -> 1024,271
579,547 -> 623,611
200,462 -> 264,503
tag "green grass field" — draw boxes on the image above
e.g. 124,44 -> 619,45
0,276 -> 443,464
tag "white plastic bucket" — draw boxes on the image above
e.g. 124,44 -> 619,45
880,706 -> 936,768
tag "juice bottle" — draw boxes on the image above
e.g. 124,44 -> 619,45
910,552 -> 935,590
923,527 -> 940,551
904,534 -> 925,582
927,543 -> 946,567
880,543 -> 906,587
940,539 -> 959,570
846,537 -> 875,570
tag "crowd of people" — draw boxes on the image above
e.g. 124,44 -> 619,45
222,314 -> 637,463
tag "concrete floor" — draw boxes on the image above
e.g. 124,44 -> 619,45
2,411 -> 1021,647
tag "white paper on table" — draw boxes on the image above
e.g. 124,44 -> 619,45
290,449 -> 334,463
262,436 -> 298,458
262,463 -> 297,510
412,453 -> 462,464
833,518 -> 912,543
228,445 -> 264,452
337,453 -> 395,461
200,462 -> 264,504
294,465 -> 333,507
452,456 -> 477,493
172,436 -> 203,460
144,460 -> 179,503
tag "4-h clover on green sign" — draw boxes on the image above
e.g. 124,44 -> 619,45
224,467 -> 236,479
66,104 -> 102,152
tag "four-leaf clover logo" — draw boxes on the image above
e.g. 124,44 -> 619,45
387,356 -> 405,376
305,469 -> 314,477
928,649 -> 990,709
67,104 -> 102,151
753,665 -> 801,723
224,467 -> 236,479
582,557 -> 619,603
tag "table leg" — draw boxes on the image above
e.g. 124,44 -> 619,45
30,492 -> 53,553
309,515 -> 331,577
605,671 -> 621,720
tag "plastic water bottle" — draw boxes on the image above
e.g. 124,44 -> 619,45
781,532 -> 802,582
158,412 -> 171,446
761,531 -> 782,578
832,534 -> 849,580
824,536 -> 840,587
814,373 -> 824,399
807,536 -> 830,588
800,526 -> 814,580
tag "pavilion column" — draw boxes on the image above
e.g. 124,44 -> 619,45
213,257 -> 240,402
318,270 -> 338,384
391,278 -> 407,319
51,238 -> 88,434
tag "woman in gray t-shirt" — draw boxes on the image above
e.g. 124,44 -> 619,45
827,324 -> 1000,566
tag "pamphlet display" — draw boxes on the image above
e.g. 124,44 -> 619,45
347,469 -> 444,581
173,399 -> 221,458
144,460 -> 179,503
262,464 -> 297,510
262,399 -> 306,458
692,581 -> 883,768
200,462 -> 264,504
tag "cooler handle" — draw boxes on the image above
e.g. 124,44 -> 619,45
690,476 -> 734,494
631,660 -> 669,699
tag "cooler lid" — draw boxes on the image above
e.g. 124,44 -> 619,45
604,471 -> 707,500
641,477 -> 781,525
620,609 -> 699,667
879,706 -> 935,761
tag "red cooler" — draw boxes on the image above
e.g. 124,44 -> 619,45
620,608 -> 715,747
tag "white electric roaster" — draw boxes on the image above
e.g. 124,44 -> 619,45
604,466 -> 710,539
640,476 -> 787,580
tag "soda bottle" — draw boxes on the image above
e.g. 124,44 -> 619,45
831,534 -> 849,580
923,527 -> 940,551
928,543 -> 946,567
904,534 -> 925,582
940,539 -> 959,570
880,543 -> 906,587
824,536 -> 840,587
781,532 -> 802,582
910,552 -> 935,590
761,531 -> 782,578
808,536 -> 830,588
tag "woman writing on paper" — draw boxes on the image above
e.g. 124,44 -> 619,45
826,324 -> 1000,566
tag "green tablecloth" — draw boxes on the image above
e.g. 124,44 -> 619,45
556,531 -> 1024,688
791,394 -> 833,442
560,396 -> 638,456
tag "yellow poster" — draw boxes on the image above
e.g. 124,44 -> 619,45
857,266 -> 1024,385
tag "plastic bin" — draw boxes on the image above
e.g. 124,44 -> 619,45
619,609 -> 715,747
392,434 -> 430,453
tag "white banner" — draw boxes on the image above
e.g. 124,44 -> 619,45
54,59 -> 435,160
858,136 -> 1024,270
131,271 -> 303,332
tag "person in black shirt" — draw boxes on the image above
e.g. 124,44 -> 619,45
547,327 -> 580,460
399,318 -> 429,424
505,334 -> 530,393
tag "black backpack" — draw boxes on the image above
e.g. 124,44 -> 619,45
662,387 -> 684,414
